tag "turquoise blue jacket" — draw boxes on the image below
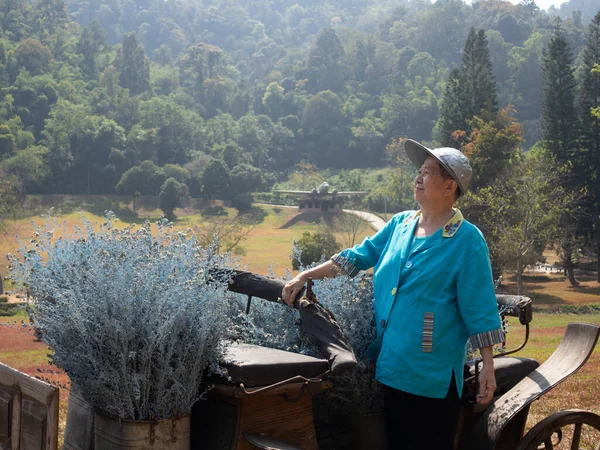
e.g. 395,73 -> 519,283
333,209 -> 503,398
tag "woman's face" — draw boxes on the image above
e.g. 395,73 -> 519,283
414,157 -> 452,204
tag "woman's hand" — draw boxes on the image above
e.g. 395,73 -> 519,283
476,364 -> 497,404
282,272 -> 309,307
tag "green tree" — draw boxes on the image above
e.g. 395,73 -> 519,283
471,148 -> 571,294
14,38 -> 52,75
292,231 -> 341,270
461,28 -> 498,123
0,145 -> 47,203
137,97 -> 203,165
115,32 -> 150,96
77,20 -> 107,76
541,19 -> 581,286
461,106 -> 523,191
508,32 -> 544,146
302,90 -> 343,136
0,124 -> 15,157
162,164 -> 190,184
229,164 -> 265,198
201,158 -> 230,200
439,68 -> 466,146
159,177 -> 190,221
306,28 -> 346,93
577,12 -> 600,282
262,82 -> 287,120
541,20 -> 578,165
116,160 -> 164,196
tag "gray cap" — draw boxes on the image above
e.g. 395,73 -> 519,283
404,139 -> 472,197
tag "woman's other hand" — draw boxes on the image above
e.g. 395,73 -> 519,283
476,364 -> 497,404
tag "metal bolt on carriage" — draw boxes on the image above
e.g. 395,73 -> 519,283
1,270 -> 599,450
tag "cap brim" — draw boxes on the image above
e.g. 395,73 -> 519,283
404,139 -> 432,169
404,139 -> 463,195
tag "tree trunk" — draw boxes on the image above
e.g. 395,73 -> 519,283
597,215 -> 600,283
563,246 -> 578,286
516,256 -> 523,296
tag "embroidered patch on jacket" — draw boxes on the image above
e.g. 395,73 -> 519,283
442,209 -> 464,238
422,312 -> 434,352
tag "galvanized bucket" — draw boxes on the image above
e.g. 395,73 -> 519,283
94,413 -> 190,450
63,383 -> 95,450
64,383 -> 190,450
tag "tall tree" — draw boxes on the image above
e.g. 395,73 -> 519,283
541,19 -> 580,286
439,28 -> 497,147
472,147 -> 572,294
577,12 -> 600,282
439,68 -> 466,146
115,32 -> 150,96
76,20 -> 107,76
541,20 -> 578,165
306,28 -> 346,94
461,28 -> 498,123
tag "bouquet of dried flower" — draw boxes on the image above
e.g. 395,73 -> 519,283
8,212 -> 233,420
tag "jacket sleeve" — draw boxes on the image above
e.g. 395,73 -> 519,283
456,234 -> 504,349
331,213 -> 404,277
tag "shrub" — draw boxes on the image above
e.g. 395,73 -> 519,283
231,193 -> 253,212
7,212 -> 233,420
0,296 -> 7,303
292,231 -> 341,270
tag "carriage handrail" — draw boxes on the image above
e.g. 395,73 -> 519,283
467,322 -> 600,450
210,269 -> 357,376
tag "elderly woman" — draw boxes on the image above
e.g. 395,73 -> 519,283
283,139 -> 503,450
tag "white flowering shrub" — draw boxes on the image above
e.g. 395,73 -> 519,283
7,212 -> 233,420
224,295 -> 307,353
221,265 -> 313,355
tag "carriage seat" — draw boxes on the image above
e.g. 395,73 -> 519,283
466,356 -> 539,398
219,343 -> 330,387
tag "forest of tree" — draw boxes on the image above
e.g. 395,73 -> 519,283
0,0 -> 599,282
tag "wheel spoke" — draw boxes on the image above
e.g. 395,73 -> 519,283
544,436 -> 554,450
570,423 -> 582,450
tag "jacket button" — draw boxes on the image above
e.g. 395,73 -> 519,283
406,261 -> 413,269
380,319 -> 386,329
391,287 -> 397,296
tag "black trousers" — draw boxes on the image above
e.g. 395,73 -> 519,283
383,377 -> 460,450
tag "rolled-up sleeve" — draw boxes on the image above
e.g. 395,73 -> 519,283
456,235 -> 504,349
331,213 -> 403,278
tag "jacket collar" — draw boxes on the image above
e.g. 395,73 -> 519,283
402,208 -> 464,238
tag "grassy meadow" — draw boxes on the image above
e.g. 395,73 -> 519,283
1,198 -> 600,445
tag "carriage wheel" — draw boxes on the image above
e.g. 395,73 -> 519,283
517,409 -> 600,450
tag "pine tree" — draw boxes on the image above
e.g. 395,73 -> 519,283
461,28 -> 498,122
439,28 -> 497,147
541,19 -> 581,286
439,68 -> 465,146
541,20 -> 578,165
307,28 -> 346,94
578,11 -> 600,282
115,32 -> 150,96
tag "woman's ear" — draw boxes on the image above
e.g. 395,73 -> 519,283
444,179 -> 458,198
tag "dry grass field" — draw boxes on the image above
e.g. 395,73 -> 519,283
1,200 -> 599,447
